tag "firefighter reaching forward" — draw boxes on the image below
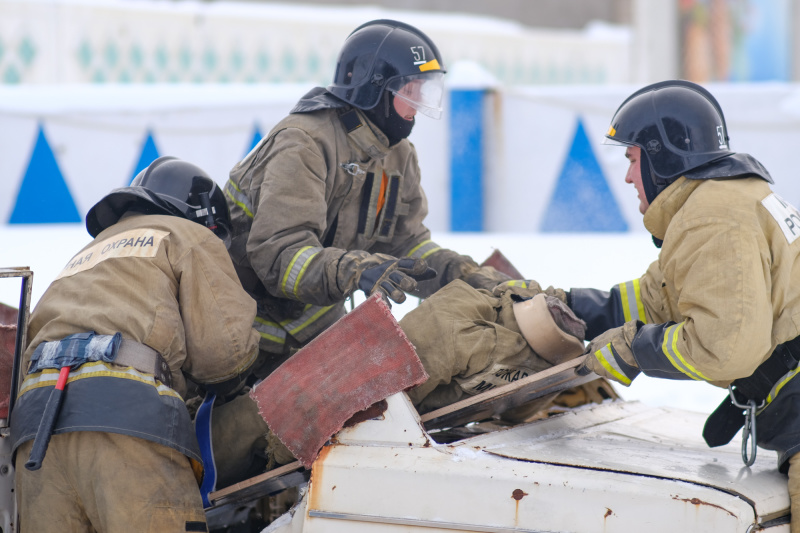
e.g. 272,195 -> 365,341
11,157 -> 260,532
224,19 -> 510,377
569,80 -> 800,532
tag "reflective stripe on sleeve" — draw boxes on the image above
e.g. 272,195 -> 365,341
593,343 -> 633,386
618,279 -> 647,324
661,322 -> 710,381
505,280 -> 528,288
406,240 -> 441,260
281,246 -> 322,298
224,180 -> 254,218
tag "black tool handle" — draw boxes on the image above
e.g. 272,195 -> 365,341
25,367 -> 69,471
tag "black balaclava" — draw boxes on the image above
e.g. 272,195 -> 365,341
363,91 -> 415,146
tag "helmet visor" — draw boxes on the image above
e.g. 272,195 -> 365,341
387,72 -> 445,120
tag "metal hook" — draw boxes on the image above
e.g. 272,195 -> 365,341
728,386 -> 763,467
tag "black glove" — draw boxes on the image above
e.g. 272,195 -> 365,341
357,257 -> 437,304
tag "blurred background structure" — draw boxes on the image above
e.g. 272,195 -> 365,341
1,0 -> 800,232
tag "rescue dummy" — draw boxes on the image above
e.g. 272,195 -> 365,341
402,279 -> 589,420
211,278 -> 596,487
565,80 -> 800,532
10,157 -> 260,532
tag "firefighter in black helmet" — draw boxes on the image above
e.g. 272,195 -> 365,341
224,19 -> 510,372
12,156 -> 259,531
559,80 -> 800,530
213,19 -> 519,487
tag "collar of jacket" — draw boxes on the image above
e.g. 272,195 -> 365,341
289,87 -> 395,160
642,176 -> 703,240
347,108 -> 393,160
290,87 -> 349,114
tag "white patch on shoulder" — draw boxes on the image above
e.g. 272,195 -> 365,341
761,193 -> 800,244
54,228 -> 170,281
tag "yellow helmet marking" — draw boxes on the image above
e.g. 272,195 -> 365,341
419,58 -> 441,72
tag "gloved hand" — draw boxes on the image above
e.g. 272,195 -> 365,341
543,285 -> 569,305
576,320 -> 642,386
357,257 -> 437,304
461,264 -> 512,291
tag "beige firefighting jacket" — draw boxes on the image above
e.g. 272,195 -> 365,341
225,91 -> 478,355
618,177 -> 800,386
401,279 -> 562,416
23,213 -> 260,398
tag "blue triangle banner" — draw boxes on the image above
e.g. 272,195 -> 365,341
129,130 -> 161,184
9,124 -> 81,224
540,118 -> 628,232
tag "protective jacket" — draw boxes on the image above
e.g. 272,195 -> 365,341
401,280 -> 567,419
225,88 -> 484,358
572,175 -> 800,470
10,214 -> 260,464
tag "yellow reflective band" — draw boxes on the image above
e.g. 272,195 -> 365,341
18,362 -> 181,399
618,279 -> 647,324
285,304 -> 336,336
607,125 -> 616,136
762,366 -> 800,412
224,180 -> 254,219
633,279 -> 647,324
506,280 -> 528,288
661,323 -> 709,381
419,59 -> 441,72
619,282 -> 632,322
594,344 -> 632,386
406,240 -> 441,260
253,316 -> 287,344
281,246 -> 319,298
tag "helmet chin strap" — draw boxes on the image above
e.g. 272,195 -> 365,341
641,155 -> 665,205
363,92 -> 415,146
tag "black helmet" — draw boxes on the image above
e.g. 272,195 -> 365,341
328,19 -> 446,119
605,80 -> 735,203
86,156 -> 231,245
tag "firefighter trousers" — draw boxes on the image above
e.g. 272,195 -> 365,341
16,431 -> 207,533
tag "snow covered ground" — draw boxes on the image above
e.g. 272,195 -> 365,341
1,225 -> 729,415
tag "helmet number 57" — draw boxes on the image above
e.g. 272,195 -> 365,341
411,46 -> 426,65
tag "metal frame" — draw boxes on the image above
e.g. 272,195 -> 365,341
0,266 -> 33,533
1,267 -> 33,420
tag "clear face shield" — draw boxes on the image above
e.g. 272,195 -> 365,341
386,72 -> 445,120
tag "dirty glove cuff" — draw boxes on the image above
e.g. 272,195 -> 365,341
576,320 -> 642,386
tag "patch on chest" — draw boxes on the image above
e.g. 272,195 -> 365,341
761,193 -> 800,244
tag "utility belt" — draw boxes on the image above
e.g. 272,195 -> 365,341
23,332 -> 173,471
27,334 -> 172,387
703,335 -> 800,465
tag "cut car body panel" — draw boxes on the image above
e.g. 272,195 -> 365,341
286,393 -> 790,533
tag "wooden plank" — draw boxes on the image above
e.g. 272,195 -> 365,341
420,357 -> 594,430
209,461 -> 304,503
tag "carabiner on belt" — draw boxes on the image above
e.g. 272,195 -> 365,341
728,385 -> 764,467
